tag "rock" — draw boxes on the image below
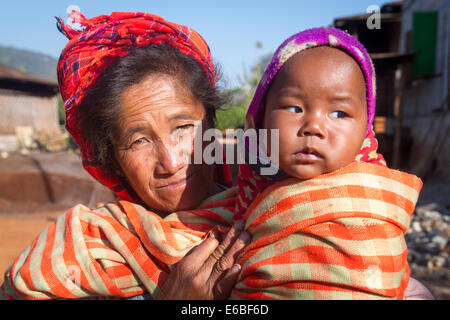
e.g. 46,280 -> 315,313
419,242 -> 440,255
411,221 -> 422,232
407,231 -> 426,240
407,249 -> 419,262
416,203 -> 439,216
429,227 -> 442,238
442,225 -> 450,238
438,252 -> 449,267
431,235 -> 448,250
410,263 -> 428,276
421,220 -> 434,233
428,256 -> 446,269
425,272 -> 445,280
424,210 -> 443,221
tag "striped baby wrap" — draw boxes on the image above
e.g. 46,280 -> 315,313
231,161 -> 422,299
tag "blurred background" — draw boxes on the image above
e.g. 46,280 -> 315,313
0,0 -> 448,298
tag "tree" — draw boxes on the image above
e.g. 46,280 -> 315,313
236,44 -> 272,111
215,42 -> 273,130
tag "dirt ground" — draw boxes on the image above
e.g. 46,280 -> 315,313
0,209 -> 64,282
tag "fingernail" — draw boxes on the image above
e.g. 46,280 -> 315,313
209,230 -> 220,241
234,220 -> 245,231
231,264 -> 241,273
239,231 -> 251,243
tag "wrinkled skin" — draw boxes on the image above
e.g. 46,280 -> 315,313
114,74 -> 218,214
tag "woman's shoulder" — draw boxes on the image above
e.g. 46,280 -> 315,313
52,200 -> 130,229
197,184 -> 237,208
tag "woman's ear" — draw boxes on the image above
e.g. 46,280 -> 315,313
115,170 -> 124,177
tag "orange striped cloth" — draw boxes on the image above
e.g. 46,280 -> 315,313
230,161 -> 422,299
1,188 -> 236,300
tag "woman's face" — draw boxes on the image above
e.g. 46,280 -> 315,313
114,74 -> 215,214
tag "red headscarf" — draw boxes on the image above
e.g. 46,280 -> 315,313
57,11 -> 232,202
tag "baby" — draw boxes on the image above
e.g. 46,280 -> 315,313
231,27 -> 422,300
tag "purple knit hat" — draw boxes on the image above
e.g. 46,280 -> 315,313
246,27 -> 376,137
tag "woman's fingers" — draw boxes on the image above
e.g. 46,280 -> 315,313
213,264 -> 242,299
202,220 -> 245,274
181,234 -> 221,267
156,221 -> 250,300
156,235 -> 221,300
202,220 -> 251,295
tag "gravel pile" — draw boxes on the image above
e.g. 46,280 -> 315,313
406,201 -> 450,280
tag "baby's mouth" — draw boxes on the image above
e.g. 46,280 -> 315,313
292,147 -> 323,162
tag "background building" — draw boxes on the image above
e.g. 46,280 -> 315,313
0,64 -> 59,152
333,0 -> 449,179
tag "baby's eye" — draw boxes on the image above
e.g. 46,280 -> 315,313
285,106 -> 303,113
330,111 -> 349,119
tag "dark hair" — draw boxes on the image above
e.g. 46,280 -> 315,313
75,43 -> 224,176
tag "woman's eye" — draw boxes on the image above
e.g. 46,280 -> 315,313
173,124 -> 194,136
285,106 -> 303,113
132,137 -> 148,146
176,124 -> 194,130
330,111 -> 349,119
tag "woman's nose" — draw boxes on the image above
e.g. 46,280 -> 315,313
154,141 -> 186,176
299,113 -> 326,139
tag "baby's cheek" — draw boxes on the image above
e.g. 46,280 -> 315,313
265,119 -> 295,160
328,136 -> 363,171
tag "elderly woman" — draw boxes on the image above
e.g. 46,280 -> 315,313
1,11 -> 249,300
1,11 -> 433,300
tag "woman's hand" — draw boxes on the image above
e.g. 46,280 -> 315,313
155,220 -> 250,300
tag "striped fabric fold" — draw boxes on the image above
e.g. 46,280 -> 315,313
1,188 -> 236,300
230,161 -> 422,300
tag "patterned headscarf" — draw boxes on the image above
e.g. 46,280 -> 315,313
247,27 -> 377,137
56,11 -> 231,202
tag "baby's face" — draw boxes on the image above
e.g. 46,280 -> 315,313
263,46 -> 367,180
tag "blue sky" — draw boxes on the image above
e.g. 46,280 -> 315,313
0,0 -> 388,87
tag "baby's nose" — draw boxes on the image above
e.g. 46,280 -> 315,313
299,114 -> 326,138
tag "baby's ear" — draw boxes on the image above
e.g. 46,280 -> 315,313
245,114 -> 256,131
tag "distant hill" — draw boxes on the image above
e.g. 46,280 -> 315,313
0,45 -> 58,81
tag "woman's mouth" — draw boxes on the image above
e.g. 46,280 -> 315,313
157,171 -> 197,190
